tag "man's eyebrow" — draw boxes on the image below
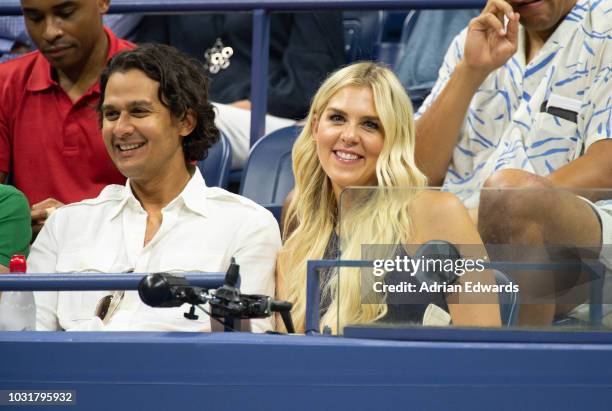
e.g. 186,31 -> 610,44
100,101 -> 154,111
127,100 -> 154,109
21,7 -> 41,13
99,103 -> 116,112
52,1 -> 78,11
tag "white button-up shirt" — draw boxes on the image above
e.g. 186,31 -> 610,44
417,0 -> 611,208
29,169 -> 281,332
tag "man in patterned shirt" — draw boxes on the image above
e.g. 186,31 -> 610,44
415,0 -> 611,325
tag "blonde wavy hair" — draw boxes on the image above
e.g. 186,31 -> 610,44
278,62 -> 427,334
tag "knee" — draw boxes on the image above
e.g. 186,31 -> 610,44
482,169 -> 553,191
479,170 -> 553,242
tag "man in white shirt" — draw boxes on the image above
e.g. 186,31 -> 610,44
415,0 -> 611,325
28,44 -> 281,332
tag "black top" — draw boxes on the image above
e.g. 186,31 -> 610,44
320,232 -> 448,324
134,12 -> 346,120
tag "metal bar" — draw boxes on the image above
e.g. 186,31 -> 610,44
0,0 -> 488,14
305,259 -> 372,333
0,273 -> 225,291
582,261 -> 605,326
250,9 -> 270,146
305,261 -> 321,333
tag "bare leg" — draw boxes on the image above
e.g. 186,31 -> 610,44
478,169 -> 602,326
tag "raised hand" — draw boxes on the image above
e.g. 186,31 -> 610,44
463,0 -> 520,78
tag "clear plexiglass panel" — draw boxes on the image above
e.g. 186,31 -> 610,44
318,186 -> 612,335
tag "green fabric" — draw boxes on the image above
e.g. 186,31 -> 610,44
0,185 -> 31,267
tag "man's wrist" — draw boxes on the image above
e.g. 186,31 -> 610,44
455,60 -> 491,91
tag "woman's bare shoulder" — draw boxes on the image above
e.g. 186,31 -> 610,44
410,190 -> 479,244
412,190 -> 465,219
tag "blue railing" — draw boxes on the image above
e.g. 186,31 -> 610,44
0,0 -> 488,14
0,0 -> 486,147
0,272 -> 225,291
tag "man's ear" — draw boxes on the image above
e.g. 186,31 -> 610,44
98,0 -> 111,14
179,109 -> 197,137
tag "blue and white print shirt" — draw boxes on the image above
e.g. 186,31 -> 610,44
417,0 -> 612,208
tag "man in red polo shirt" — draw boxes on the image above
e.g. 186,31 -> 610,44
0,0 -> 133,235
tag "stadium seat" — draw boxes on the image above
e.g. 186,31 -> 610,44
239,125 -> 302,220
374,10 -> 417,68
393,9 -> 480,110
493,269 -> 520,326
343,11 -> 384,62
197,131 -> 232,189
379,11 -> 410,42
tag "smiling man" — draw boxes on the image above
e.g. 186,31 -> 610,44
415,0 -> 611,325
0,0 -> 134,237
26,44 -> 280,332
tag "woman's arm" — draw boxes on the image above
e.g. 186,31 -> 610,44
411,190 -> 501,327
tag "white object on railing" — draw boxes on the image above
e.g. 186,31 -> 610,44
0,291 -> 35,331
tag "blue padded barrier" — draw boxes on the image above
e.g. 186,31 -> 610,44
2,330 -> 612,410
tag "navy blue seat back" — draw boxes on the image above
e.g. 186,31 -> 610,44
343,11 -> 384,62
493,270 -> 520,326
240,125 -> 301,206
374,11 -> 417,68
394,9 -> 480,110
197,132 -> 232,189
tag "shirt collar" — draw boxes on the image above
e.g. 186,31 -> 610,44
179,167 -> 210,218
108,168 -> 210,221
515,0 -> 591,67
517,0 -> 586,67
543,0 -> 585,48
26,26 -> 122,93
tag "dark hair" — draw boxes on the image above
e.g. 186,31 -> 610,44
98,43 -> 219,162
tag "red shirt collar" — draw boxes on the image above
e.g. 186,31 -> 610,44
26,26 -> 126,93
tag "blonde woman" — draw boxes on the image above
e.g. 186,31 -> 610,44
277,62 -> 501,334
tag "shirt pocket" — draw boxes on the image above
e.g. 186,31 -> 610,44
531,112 -> 581,166
55,250 -> 132,273
157,252 -> 228,274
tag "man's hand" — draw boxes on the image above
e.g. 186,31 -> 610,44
464,0 -> 520,79
31,198 -> 64,238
